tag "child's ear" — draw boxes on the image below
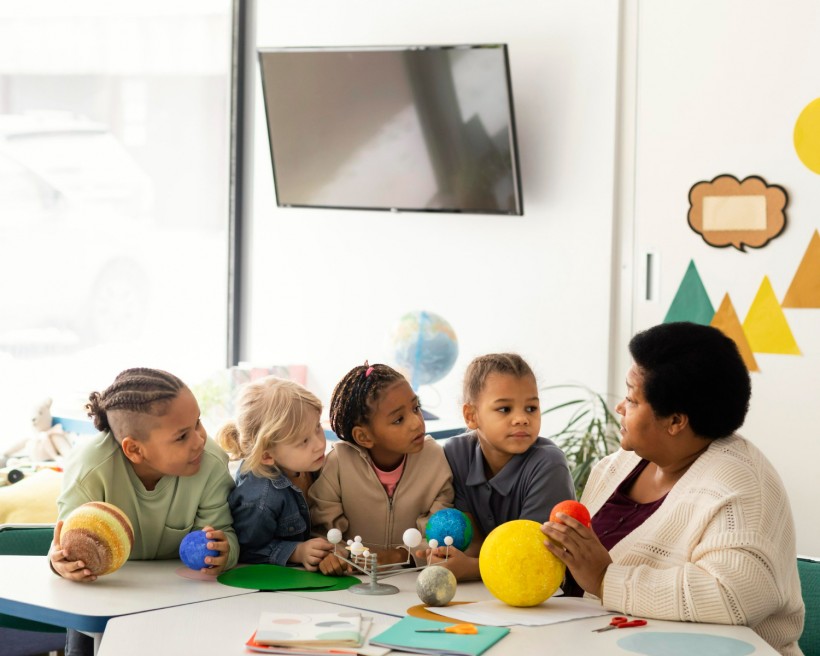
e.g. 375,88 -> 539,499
351,425 -> 374,449
463,403 -> 479,430
120,436 -> 144,464
260,450 -> 275,465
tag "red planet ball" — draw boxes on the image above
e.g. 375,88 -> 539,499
549,500 -> 591,528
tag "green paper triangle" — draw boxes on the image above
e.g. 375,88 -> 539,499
664,260 -> 715,325
217,563 -> 360,591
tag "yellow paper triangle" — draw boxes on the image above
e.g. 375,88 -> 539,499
711,293 -> 759,372
782,230 -> 820,308
742,277 -> 801,354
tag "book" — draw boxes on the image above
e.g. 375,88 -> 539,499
254,611 -> 362,648
246,616 -> 390,656
368,616 -> 510,656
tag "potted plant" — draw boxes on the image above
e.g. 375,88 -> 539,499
540,384 -> 622,498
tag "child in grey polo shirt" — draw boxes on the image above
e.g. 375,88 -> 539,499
428,353 -> 574,581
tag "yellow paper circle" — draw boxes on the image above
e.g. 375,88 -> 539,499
794,97 -> 820,174
479,519 -> 565,607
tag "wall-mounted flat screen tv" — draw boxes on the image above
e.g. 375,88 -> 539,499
258,45 -> 523,215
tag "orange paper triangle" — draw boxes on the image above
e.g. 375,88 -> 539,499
782,230 -> 820,308
711,294 -> 759,372
742,277 -> 801,354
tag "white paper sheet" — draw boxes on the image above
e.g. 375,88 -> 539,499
426,597 -> 613,627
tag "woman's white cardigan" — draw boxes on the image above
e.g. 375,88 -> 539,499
581,434 -> 804,656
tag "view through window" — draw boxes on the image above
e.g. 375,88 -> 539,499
0,1 -> 232,446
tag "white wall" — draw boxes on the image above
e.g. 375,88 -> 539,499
626,0 -> 820,555
244,0 -> 621,421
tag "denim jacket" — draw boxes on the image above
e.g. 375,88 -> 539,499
228,463 -> 311,565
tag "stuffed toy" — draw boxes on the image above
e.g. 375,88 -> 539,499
0,398 -> 73,466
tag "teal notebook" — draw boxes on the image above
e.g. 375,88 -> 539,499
369,617 -> 509,656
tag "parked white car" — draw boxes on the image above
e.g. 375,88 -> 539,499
0,113 -> 154,348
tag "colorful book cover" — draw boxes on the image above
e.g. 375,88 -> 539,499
255,611 -> 362,647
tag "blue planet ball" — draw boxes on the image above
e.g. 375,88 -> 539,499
425,508 -> 473,551
179,530 -> 219,570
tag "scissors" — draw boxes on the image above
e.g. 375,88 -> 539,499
592,616 -> 648,632
416,623 -> 479,635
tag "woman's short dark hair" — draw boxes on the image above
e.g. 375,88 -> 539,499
628,322 -> 751,439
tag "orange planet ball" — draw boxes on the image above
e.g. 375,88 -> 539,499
61,502 -> 134,576
549,500 -> 591,528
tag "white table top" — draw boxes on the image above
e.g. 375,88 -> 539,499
97,588 -> 779,656
97,592 -> 399,656
276,570 -> 779,655
2,556 -> 780,655
0,555 -> 256,632
286,570 -> 496,617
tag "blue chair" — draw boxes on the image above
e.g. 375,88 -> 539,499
0,524 -> 66,655
799,556 -> 820,656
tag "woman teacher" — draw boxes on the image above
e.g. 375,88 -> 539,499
542,322 -> 804,656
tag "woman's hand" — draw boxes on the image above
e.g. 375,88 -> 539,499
541,513 -> 611,597
48,520 -> 97,582
200,525 -> 230,575
291,538 -> 334,571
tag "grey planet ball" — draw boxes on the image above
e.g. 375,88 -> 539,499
416,565 -> 457,606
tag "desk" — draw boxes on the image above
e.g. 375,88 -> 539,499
96,588 -> 779,656
97,592 -> 399,656
2,557 -> 781,656
0,556 -> 255,633
287,570 -> 495,617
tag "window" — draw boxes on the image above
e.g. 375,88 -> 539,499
0,1 -> 233,437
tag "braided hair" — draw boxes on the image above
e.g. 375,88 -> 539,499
86,368 -> 186,441
329,362 -> 405,443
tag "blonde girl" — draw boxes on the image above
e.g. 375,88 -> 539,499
218,377 -> 332,570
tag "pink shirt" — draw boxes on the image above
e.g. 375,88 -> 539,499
371,456 -> 406,498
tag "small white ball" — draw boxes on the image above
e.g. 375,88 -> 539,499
350,542 -> 365,556
327,528 -> 343,544
444,536 -> 454,547
354,535 -> 362,542
428,539 -> 439,549
403,528 -> 422,548
363,549 -> 371,558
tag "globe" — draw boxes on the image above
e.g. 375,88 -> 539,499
391,311 -> 458,388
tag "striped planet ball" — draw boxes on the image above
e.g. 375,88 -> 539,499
61,502 -> 134,576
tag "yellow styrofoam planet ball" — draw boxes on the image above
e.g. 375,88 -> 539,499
479,519 -> 565,607
61,501 -> 134,576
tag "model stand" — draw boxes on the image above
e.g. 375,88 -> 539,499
326,528 -> 453,596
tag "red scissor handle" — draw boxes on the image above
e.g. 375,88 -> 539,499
616,619 -> 647,628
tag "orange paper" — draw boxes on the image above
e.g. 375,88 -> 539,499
782,230 -> 820,308
711,294 -> 759,372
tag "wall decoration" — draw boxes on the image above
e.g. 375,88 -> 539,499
688,175 -> 788,251
782,230 -> 820,308
663,260 -> 714,325
742,277 -> 800,355
711,294 -> 759,372
794,97 -> 820,174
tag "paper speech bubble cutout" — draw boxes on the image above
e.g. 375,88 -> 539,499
688,174 -> 787,252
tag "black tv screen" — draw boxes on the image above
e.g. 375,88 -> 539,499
258,45 -> 523,215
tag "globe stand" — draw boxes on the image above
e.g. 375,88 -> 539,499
326,529 -> 452,596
